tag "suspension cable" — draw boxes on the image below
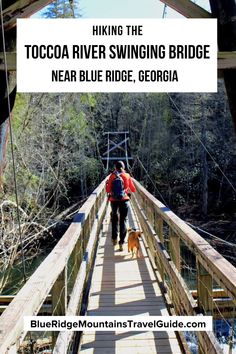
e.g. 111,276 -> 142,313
135,155 -> 169,206
162,4 -> 168,18
134,154 -> 236,250
124,131 -> 131,172
167,93 -> 236,195
186,221 -> 236,248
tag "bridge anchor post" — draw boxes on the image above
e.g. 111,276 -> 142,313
51,267 -> 68,347
154,216 -> 165,282
197,260 -> 213,315
197,264 -> 213,354
169,229 -> 181,271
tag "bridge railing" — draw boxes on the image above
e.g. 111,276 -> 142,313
132,179 -> 236,354
0,179 -> 107,354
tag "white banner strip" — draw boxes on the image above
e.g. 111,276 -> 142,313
24,315 -> 212,331
17,18 -> 217,93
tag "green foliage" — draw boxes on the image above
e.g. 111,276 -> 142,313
12,94 -> 29,131
81,93 -> 97,109
42,0 -> 80,18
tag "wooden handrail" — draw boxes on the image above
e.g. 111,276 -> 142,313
132,179 -> 235,354
0,179 -> 107,354
159,0 -> 211,18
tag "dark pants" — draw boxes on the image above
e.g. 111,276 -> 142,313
111,200 -> 129,244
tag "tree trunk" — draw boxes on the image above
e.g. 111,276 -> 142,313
209,0 -> 236,134
201,102 -> 208,216
0,25 -> 17,184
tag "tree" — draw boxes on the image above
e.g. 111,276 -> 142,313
42,0 -> 80,18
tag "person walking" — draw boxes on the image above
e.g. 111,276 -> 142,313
106,161 -> 136,251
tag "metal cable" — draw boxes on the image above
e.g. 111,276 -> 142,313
162,4 -> 168,18
134,154 -> 236,250
167,94 -> 236,195
136,156 -> 169,206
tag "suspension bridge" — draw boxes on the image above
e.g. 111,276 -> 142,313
0,172 -> 235,354
0,1 -> 236,354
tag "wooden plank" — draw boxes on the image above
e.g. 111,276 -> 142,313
87,308 -> 170,316
0,52 -> 16,71
82,331 -> 177,339
0,295 -> 51,304
80,205 -> 182,354
91,259 -> 154,270
89,292 -> 161,299
80,338 -> 182,354
80,347 -> 182,354
90,285 -> 163,294
81,338 -> 180,349
218,58 -> 236,69
218,51 -> 236,69
91,275 -> 156,282
198,331 -> 224,354
190,288 -> 236,317
83,332 -> 177,342
91,270 -> 156,282
0,295 -> 51,315
159,0 -> 211,18
191,288 -> 228,299
83,332 -> 178,342
88,299 -> 165,307
89,284 -> 163,296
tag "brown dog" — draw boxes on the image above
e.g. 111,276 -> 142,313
127,228 -> 142,258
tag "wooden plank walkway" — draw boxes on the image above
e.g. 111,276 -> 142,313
79,204 -> 182,354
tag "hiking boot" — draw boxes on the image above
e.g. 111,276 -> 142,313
119,244 -> 123,251
112,239 -> 118,246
